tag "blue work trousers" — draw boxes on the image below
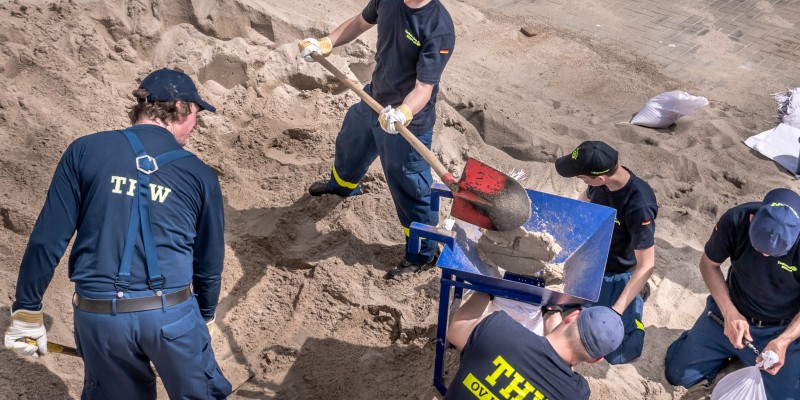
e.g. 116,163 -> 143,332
324,99 -> 437,264
665,296 -> 800,399
592,271 -> 645,364
74,294 -> 231,399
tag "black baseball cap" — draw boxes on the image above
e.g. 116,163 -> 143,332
138,68 -> 216,113
555,141 -> 619,177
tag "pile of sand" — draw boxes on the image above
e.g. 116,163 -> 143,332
0,0 -> 796,398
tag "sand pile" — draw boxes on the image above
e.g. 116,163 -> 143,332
0,0 -> 797,399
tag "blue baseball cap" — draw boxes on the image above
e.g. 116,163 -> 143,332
555,141 -> 619,177
578,306 -> 624,359
749,188 -> 800,257
138,68 -> 216,113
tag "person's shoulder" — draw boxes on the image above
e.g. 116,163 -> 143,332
66,130 -> 123,151
574,375 -> 591,400
182,156 -> 220,184
627,171 -> 657,200
720,202 -> 759,224
479,311 -> 537,339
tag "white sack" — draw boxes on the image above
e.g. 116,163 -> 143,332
631,91 -> 709,128
489,297 -> 544,335
744,123 -> 800,177
773,88 -> 800,129
711,366 -> 766,400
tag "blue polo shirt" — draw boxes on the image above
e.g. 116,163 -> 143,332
705,203 -> 800,323
13,124 -> 225,320
587,168 -> 658,273
362,0 -> 455,132
445,311 -> 590,400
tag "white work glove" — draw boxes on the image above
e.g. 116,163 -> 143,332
297,37 -> 333,62
378,104 -> 413,134
4,309 -> 48,357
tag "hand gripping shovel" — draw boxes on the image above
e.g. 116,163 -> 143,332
310,52 -> 531,231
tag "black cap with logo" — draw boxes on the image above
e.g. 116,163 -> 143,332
555,141 -> 619,177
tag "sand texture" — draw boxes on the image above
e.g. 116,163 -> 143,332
0,0 -> 798,399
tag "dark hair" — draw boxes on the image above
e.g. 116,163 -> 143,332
128,88 -> 193,125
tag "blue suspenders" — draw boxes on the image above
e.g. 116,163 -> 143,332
115,129 -> 193,310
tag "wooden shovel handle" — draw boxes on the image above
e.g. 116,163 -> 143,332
310,52 -> 458,190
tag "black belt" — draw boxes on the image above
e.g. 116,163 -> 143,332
73,286 -> 192,314
748,316 -> 790,327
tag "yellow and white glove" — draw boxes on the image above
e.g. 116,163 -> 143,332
298,37 -> 333,62
378,104 -> 413,134
4,309 -> 48,357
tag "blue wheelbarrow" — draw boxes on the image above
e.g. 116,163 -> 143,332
408,183 -> 616,394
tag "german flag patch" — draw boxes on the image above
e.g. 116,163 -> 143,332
439,49 -> 450,54
641,219 -> 652,226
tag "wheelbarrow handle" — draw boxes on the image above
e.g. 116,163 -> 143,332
310,52 -> 458,191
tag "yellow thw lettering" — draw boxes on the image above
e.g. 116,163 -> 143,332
486,355 -> 515,386
125,179 -> 137,197
463,373 -> 500,400
150,184 -> 172,203
111,176 -> 127,194
498,373 -> 537,400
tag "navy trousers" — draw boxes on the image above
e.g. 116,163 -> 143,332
74,294 -> 231,399
323,99 -> 438,264
665,296 -> 800,400
592,271 -> 645,364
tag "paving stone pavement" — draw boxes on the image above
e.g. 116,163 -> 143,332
486,0 -> 799,89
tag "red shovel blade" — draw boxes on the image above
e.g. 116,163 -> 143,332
450,158 -> 532,231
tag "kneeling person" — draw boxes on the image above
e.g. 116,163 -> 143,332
446,292 -> 624,400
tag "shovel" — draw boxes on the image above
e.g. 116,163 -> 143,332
24,338 -> 80,357
310,52 -> 532,231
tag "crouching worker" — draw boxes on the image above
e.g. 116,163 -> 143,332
665,188 -> 800,399
445,292 -> 624,400
4,68 -> 231,399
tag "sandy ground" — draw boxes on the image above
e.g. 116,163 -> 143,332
0,0 -> 798,399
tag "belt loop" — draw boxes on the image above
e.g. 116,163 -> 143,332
161,294 -> 167,312
111,298 -> 117,316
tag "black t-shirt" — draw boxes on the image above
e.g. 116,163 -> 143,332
705,203 -> 800,322
362,0 -> 455,132
445,312 -> 590,400
587,168 -> 658,273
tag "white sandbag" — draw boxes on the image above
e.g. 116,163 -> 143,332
711,366 -> 766,400
489,297 -> 544,335
744,123 -> 800,177
631,91 -> 709,128
773,88 -> 800,129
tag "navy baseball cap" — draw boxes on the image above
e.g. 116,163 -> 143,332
555,141 -> 619,177
138,68 -> 216,113
578,306 -> 624,359
749,188 -> 800,257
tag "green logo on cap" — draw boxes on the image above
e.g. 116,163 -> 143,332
571,148 -> 579,160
